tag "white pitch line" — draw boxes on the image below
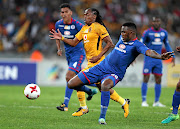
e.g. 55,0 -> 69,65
0,104 -> 170,114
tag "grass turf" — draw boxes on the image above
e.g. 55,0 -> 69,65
0,86 -> 179,129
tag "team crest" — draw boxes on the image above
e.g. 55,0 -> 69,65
161,32 -> 165,36
119,44 -> 126,49
71,25 -> 75,29
88,27 -> 92,32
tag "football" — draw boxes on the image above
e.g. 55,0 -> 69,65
24,84 -> 41,100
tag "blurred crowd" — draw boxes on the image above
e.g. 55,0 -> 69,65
0,0 -> 180,58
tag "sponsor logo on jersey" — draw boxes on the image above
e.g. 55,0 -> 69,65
149,33 -> 154,35
155,38 -> 160,42
62,35 -> 74,38
71,25 -> 75,29
152,38 -> 162,45
154,33 -> 160,37
119,44 -> 126,49
64,31 -> 70,36
64,25 -> 70,30
83,34 -> 89,43
58,25 -> 64,27
115,46 -> 126,53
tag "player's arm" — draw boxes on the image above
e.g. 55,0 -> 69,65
49,29 -> 80,47
56,39 -> 62,56
145,49 -> 174,60
163,33 -> 175,66
89,35 -> 114,63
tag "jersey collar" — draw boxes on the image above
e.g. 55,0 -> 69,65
63,18 -> 73,25
123,37 -> 137,45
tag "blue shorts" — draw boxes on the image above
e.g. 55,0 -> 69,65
143,60 -> 162,76
66,52 -> 85,74
78,65 -> 120,87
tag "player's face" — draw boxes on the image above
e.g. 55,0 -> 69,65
152,18 -> 161,30
84,9 -> 96,25
60,7 -> 72,23
121,26 -> 131,42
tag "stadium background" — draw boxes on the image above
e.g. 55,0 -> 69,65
0,0 -> 180,87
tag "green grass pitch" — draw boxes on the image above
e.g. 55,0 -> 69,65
0,86 -> 180,129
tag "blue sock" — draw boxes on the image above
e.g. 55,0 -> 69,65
74,85 -> 92,95
141,82 -> 148,102
100,91 -> 110,119
155,84 -> 161,102
64,85 -> 73,107
88,83 -> 97,87
172,90 -> 180,114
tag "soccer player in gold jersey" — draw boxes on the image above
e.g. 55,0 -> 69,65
50,8 -> 130,118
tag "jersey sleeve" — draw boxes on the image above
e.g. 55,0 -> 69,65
55,21 -> 59,31
163,31 -> 175,58
136,41 -> 149,55
75,28 -> 83,41
141,30 -> 148,44
96,24 -> 109,39
75,20 -> 84,31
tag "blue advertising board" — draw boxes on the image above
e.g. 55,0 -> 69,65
0,61 -> 37,85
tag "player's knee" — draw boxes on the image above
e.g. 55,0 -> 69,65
66,71 -> 76,82
101,79 -> 113,91
143,75 -> 150,83
66,75 -> 72,82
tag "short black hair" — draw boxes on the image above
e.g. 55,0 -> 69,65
122,22 -> 137,32
60,3 -> 71,10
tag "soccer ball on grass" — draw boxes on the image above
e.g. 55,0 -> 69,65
24,84 -> 40,100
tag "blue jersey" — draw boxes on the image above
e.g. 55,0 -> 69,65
78,36 -> 149,85
99,36 -> 149,79
142,27 -> 173,62
55,18 -> 85,56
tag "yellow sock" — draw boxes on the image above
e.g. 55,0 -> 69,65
77,91 -> 87,108
110,90 -> 125,105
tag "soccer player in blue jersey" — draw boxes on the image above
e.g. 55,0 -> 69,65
55,3 -> 91,116
161,46 -> 180,124
63,22 -> 173,124
141,16 -> 175,107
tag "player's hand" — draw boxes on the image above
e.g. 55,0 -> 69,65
161,51 -> 174,60
57,49 -> 62,56
89,56 -> 101,63
176,46 -> 180,53
49,29 -> 62,40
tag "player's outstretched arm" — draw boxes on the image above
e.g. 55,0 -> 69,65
49,29 -> 80,47
145,49 -> 174,60
176,46 -> 180,53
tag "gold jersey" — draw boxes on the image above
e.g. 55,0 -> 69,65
76,22 -> 109,66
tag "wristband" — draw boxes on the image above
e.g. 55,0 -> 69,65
61,36 -> 64,41
57,49 -> 62,52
